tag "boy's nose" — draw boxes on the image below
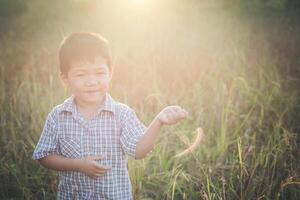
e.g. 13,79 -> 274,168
85,76 -> 99,86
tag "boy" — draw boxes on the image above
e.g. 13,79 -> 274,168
32,32 -> 188,200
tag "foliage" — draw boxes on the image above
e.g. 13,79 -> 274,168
0,0 -> 299,199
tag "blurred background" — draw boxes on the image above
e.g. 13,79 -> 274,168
0,0 -> 299,199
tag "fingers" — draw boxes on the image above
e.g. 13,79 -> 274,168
160,110 -> 174,124
94,163 -> 111,171
158,106 -> 188,125
81,155 -> 112,179
174,106 -> 188,118
94,168 -> 110,175
165,109 -> 176,119
89,155 -> 111,173
90,164 -> 111,179
89,171 -> 106,179
168,106 -> 188,120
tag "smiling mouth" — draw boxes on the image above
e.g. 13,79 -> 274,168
85,90 -> 100,93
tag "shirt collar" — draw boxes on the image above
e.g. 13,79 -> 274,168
101,93 -> 116,114
59,93 -> 116,115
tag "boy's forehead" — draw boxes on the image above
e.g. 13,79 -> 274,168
70,57 -> 108,70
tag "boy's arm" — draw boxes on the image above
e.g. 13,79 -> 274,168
135,106 -> 188,159
33,110 -> 110,179
38,154 -> 80,171
38,154 -> 110,179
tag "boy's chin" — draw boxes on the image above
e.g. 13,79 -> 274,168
80,94 -> 106,104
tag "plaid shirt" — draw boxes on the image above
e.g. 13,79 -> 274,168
32,93 -> 146,200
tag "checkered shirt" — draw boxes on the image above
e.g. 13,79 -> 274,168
32,93 -> 146,200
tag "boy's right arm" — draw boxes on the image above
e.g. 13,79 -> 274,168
38,154 -> 111,179
34,110 -> 110,179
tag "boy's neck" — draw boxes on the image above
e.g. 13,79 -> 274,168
74,95 -> 106,121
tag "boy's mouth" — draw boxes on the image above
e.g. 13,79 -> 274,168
85,90 -> 100,94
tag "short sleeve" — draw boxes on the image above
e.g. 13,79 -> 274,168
32,111 -> 59,160
120,107 -> 146,159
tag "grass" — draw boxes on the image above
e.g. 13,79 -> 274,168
127,63 -> 299,199
0,1 -> 299,199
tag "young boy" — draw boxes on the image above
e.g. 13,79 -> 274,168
32,32 -> 188,200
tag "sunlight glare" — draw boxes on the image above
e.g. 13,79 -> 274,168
133,0 -> 146,6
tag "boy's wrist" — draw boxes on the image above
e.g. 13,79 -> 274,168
72,158 -> 83,172
155,115 -> 164,127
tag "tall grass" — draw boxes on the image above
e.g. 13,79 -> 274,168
127,55 -> 299,199
0,1 -> 299,199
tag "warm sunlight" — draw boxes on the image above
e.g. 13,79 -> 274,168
132,0 -> 147,6
1,0 -> 299,199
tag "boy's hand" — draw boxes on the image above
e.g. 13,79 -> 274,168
157,106 -> 188,126
78,156 -> 111,179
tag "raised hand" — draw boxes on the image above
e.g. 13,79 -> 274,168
157,106 -> 188,125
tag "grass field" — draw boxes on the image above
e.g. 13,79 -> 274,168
0,1 -> 299,199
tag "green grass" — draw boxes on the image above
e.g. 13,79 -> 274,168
0,1 -> 299,199
126,62 -> 299,199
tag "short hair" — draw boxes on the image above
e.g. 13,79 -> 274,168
59,32 -> 112,74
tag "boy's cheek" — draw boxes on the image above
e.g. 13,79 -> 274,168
100,78 -> 110,84
99,80 -> 111,89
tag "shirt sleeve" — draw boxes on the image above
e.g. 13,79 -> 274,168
120,107 -> 146,159
32,111 -> 59,160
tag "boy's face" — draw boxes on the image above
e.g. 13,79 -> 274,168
60,57 -> 112,106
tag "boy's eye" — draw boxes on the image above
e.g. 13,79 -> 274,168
76,74 -> 85,77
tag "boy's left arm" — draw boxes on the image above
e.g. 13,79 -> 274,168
135,106 -> 188,159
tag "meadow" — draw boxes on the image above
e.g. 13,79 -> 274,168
0,0 -> 299,199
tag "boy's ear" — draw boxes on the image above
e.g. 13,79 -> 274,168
109,71 -> 113,80
108,68 -> 113,81
59,72 -> 68,87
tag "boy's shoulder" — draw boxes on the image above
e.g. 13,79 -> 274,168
104,95 -> 136,117
114,101 -> 133,113
99,94 -> 137,116
48,94 -> 135,120
48,96 -> 75,118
